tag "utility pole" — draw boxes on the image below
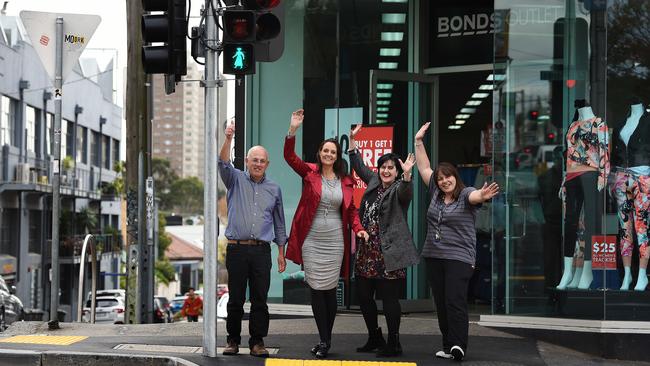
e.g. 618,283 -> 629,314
125,0 -> 151,324
202,0 -> 219,357
49,16 -> 63,328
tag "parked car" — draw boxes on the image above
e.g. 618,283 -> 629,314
170,295 -> 187,314
0,275 -> 24,327
86,289 -> 125,302
82,296 -> 125,324
154,296 -> 173,323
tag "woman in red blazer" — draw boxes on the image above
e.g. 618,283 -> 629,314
284,109 -> 368,359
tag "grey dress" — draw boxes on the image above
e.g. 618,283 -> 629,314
302,176 -> 344,290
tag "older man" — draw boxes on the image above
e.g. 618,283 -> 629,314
219,121 -> 287,358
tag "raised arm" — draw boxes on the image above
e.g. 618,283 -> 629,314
220,119 -> 235,162
414,122 -> 434,185
468,182 -> 500,205
348,125 -> 375,184
284,109 -> 312,177
397,153 -> 415,205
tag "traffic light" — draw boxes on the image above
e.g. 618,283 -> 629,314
222,10 -> 256,75
529,110 -> 539,120
141,0 -> 187,79
245,0 -> 285,62
222,0 -> 285,75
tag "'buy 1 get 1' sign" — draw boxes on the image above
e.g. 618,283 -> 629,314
591,235 -> 617,270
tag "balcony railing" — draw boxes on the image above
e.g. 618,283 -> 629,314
1,145 -> 105,198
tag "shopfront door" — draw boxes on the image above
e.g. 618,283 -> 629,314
369,70 -> 436,303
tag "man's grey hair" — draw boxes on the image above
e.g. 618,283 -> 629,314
247,145 -> 269,161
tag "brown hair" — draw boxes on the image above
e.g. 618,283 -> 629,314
316,138 -> 347,178
433,162 -> 465,201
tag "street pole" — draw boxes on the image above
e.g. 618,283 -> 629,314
202,0 -> 218,357
125,0 -> 149,324
49,16 -> 63,328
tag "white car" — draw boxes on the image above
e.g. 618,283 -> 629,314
86,289 -> 125,302
82,296 -> 125,324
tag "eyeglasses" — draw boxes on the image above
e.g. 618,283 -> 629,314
250,158 -> 268,164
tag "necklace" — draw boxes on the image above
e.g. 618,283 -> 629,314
322,176 -> 338,218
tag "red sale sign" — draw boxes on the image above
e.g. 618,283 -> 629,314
591,235 -> 617,270
351,125 -> 394,207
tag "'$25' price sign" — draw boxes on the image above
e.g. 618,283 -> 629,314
591,235 -> 617,270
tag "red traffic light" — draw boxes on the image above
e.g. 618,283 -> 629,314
224,11 -> 256,42
529,110 -> 539,120
547,133 -> 555,140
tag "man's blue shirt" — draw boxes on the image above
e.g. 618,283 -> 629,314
218,159 -> 287,246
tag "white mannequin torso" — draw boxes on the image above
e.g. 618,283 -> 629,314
620,103 -> 644,146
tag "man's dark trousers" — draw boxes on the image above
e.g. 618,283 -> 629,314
226,242 -> 272,347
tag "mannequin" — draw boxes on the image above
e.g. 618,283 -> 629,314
557,101 -> 609,290
610,101 -> 650,291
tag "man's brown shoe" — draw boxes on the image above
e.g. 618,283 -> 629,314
222,341 -> 239,355
249,343 -> 269,358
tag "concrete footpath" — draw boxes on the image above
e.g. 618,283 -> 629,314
0,305 -> 648,366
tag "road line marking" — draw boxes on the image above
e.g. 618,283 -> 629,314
0,335 -> 88,345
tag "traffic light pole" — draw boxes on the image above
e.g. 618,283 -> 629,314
49,16 -> 63,328
202,0 -> 219,357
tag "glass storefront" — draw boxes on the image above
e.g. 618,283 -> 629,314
493,0 -> 650,320
250,0 -> 650,321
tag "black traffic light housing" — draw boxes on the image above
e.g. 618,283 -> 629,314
245,0 -> 284,62
222,0 -> 285,75
142,0 -> 187,81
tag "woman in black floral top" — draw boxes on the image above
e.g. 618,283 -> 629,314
348,125 -> 419,357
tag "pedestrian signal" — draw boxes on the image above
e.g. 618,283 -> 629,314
223,44 -> 255,75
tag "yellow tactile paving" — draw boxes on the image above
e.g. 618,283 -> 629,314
0,335 -> 88,345
266,359 -> 304,366
266,360 -> 416,366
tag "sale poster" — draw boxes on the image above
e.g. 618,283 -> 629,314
351,125 -> 394,207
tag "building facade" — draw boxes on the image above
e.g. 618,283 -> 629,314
233,0 -> 650,358
0,15 -> 123,320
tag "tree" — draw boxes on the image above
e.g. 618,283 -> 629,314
152,158 -> 179,211
76,207 -> 97,234
170,176 -> 204,215
607,1 -> 650,121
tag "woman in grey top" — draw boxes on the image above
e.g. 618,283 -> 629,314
414,122 -> 499,361
348,125 -> 419,357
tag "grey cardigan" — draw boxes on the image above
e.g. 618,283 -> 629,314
349,150 -> 420,272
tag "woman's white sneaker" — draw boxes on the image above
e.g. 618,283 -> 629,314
450,345 -> 465,361
436,350 -> 453,359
